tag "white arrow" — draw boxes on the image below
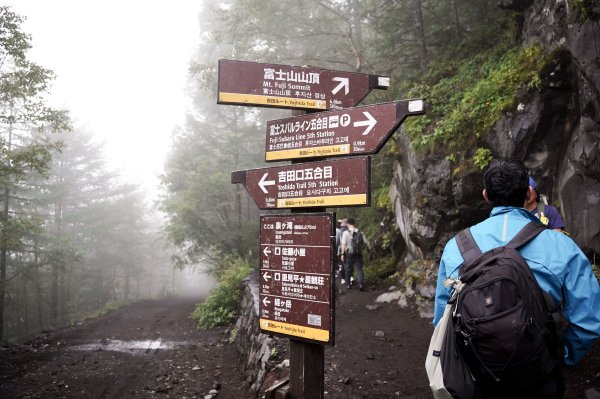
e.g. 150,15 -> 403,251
263,246 -> 272,256
258,172 -> 275,194
262,297 -> 271,307
331,77 -> 349,95
263,271 -> 272,282
353,111 -> 377,136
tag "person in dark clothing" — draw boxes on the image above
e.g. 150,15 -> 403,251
524,177 -> 565,231
340,218 -> 366,291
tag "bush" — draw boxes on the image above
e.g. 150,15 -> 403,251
363,254 -> 397,284
191,255 -> 253,329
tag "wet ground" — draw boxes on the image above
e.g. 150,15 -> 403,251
0,284 -> 598,398
0,296 -> 250,398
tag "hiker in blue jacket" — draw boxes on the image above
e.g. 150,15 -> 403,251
433,159 -> 600,393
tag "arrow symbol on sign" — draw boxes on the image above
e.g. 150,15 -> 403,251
258,172 -> 275,193
263,246 -> 272,256
331,77 -> 349,95
262,297 -> 271,307
353,111 -> 377,135
263,271 -> 272,282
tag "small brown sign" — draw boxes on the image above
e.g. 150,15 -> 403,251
218,59 -> 389,110
231,157 -> 370,210
265,100 -> 425,161
259,214 -> 334,344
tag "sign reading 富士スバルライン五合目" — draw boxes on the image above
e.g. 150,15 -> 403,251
217,59 -> 389,111
230,157 -> 370,210
259,214 -> 334,344
265,100 -> 425,161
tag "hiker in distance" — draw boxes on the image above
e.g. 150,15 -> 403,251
525,177 -> 566,231
340,218 -> 369,291
335,218 -> 349,284
433,158 -> 600,398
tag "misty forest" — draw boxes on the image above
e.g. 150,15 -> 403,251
1,0 -> 600,397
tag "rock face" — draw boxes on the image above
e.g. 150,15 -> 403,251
390,0 -> 600,268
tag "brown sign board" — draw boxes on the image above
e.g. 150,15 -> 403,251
259,213 -> 334,344
217,59 -> 389,111
265,100 -> 425,161
231,157 -> 370,210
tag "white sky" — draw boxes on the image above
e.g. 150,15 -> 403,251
4,0 -> 202,198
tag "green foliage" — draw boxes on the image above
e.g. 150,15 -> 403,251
401,259 -> 431,288
403,29 -> 545,152
592,254 -> 600,282
572,0 -> 600,21
473,147 -> 493,170
363,254 -> 397,283
191,255 -> 252,329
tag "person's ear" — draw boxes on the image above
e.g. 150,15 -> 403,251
482,189 -> 491,203
525,186 -> 535,202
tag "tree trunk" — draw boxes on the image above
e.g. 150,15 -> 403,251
412,0 -> 428,74
0,112 -> 14,341
451,0 -> 463,41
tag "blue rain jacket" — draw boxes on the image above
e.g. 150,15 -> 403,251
433,206 -> 600,366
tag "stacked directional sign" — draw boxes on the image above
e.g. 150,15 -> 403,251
259,214 -> 334,342
223,59 -> 424,346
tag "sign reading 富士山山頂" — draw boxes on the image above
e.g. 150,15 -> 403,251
217,59 -> 389,111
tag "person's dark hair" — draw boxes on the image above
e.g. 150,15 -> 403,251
483,158 -> 529,207
347,218 -> 356,226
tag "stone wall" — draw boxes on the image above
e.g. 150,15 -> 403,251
231,272 -> 290,398
231,273 -> 272,395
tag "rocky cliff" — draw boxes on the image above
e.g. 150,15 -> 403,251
390,0 -> 600,281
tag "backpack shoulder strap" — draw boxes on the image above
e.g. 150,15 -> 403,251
537,201 -> 545,215
455,227 -> 482,265
506,221 -> 546,250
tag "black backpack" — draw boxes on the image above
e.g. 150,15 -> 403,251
351,230 -> 364,255
453,222 -> 565,391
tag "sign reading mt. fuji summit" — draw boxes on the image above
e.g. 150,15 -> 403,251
217,59 -> 389,110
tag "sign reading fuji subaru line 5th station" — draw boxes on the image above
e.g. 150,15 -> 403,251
265,100 -> 425,161
217,59 -> 389,110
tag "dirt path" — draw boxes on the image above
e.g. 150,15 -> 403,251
0,285 -> 598,398
0,296 -> 251,399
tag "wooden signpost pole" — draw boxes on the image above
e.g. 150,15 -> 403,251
288,108 -> 325,399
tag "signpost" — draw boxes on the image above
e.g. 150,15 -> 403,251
218,59 -> 389,110
259,214 -> 334,344
231,157 -> 370,210
265,100 -> 425,161
222,58 -> 424,399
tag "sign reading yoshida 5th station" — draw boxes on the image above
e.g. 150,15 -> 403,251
231,157 -> 370,210
259,214 -> 334,344
217,59 -> 389,110
265,100 -> 425,161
